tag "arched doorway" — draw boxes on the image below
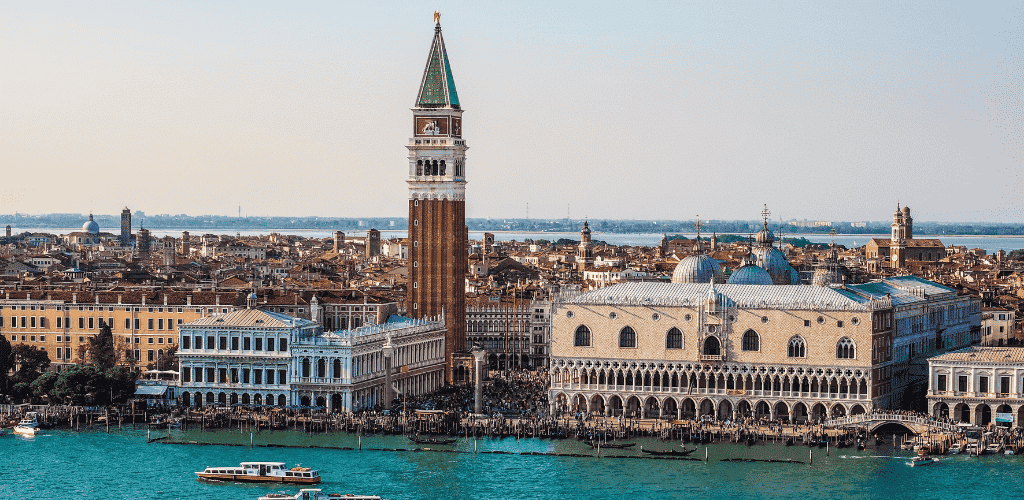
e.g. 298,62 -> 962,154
316,396 -> 327,408
663,398 -> 678,419
644,397 -> 660,418
717,400 -> 733,421
180,391 -> 190,406
331,394 -> 343,412
555,393 -> 569,414
254,394 -> 263,405
792,402 -> 808,423
590,395 -> 606,416
681,398 -> 696,419
229,393 -> 238,405
850,404 -> 866,416
933,402 -> 949,419
573,394 -> 588,414
625,396 -> 642,418
954,403 -> 970,423
995,404 -> 1012,427
774,402 -> 790,423
206,392 -> 215,405
278,395 -> 286,406
975,404 -> 992,426
608,395 -> 623,417
300,395 -> 311,407
241,393 -> 250,405
699,399 -> 715,418
218,392 -> 227,406
488,354 -> 498,370
736,400 -> 752,418
810,403 -> 827,423
755,401 -> 770,420
830,404 -> 846,418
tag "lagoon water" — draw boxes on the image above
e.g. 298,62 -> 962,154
3,429 -> 1023,500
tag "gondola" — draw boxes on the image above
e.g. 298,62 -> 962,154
409,436 -> 456,445
641,447 -> 696,456
585,440 -> 636,449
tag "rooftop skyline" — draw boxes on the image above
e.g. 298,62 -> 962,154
2,1 -> 1021,222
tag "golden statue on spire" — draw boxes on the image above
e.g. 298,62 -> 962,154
434,11 -> 440,24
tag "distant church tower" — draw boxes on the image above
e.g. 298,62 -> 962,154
120,208 -> 132,245
577,221 -> 594,271
890,203 -> 912,269
407,16 -> 468,382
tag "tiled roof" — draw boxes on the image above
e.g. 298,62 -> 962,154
930,346 -> 1024,364
185,308 -> 315,329
566,282 -> 877,311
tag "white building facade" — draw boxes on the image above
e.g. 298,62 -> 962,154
927,346 -> 1024,427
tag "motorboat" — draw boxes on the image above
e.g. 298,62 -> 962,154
911,454 -> 935,467
964,443 -> 979,455
13,412 -> 40,437
984,443 -> 1001,455
258,490 -> 380,500
196,462 -> 320,484
947,443 -> 961,455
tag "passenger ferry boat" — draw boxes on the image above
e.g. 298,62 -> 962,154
258,489 -> 379,500
196,462 -> 320,484
13,412 -> 40,437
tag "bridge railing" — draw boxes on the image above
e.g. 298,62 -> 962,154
826,413 -> 958,433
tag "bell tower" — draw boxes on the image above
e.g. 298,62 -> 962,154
407,14 -> 468,383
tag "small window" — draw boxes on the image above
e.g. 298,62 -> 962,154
651,313 -> 660,321
851,317 -> 859,326
566,310 -> 574,319
837,320 -> 844,328
684,314 -> 692,322
803,320 -> 811,327
816,316 -> 825,324
761,316 -> 769,324
836,337 -> 855,359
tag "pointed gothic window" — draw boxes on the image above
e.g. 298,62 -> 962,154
439,160 -> 446,175
574,325 -> 591,347
416,160 -> 423,176
788,336 -> 806,358
836,337 -> 855,359
702,336 -> 720,356
742,329 -> 760,351
432,160 -> 439,176
666,327 -> 682,349
619,326 -> 636,348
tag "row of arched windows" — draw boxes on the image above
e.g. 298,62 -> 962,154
416,159 -> 464,177
573,324 -> 855,359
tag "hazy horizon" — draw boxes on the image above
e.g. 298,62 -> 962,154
3,1 -> 1021,222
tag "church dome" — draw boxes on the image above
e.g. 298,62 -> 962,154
672,254 -> 724,284
752,246 -> 800,285
727,264 -> 773,285
82,214 -> 99,234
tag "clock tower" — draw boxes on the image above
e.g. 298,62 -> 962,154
407,17 -> 468,383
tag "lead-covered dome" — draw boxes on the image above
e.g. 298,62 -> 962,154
728,264 -> 773,285
82,214 -> 99,234
752,246 -> 800,285
672,254 -> 724,284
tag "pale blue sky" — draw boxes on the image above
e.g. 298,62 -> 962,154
1,1 -> 1021,222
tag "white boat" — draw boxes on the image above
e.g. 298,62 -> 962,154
196,462 -> 320,484
258,489 -> 380,500
984,443 -> 1001,455
947,443 -> 961,455
964,443 -> 979,455
911,455 -> 935,467
13,412 -> 40,437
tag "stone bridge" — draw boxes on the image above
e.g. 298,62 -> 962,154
824,413 -> 958,435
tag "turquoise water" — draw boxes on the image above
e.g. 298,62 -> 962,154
2,429 -> 1022,499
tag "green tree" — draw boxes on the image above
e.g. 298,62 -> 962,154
53,364 -> 105,405
11,344 -> 50,384
106,366 -> 138,404
86,319 -> 117,372
29,371 -> 59,402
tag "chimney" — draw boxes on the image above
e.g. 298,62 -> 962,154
186,294 -> 192,306
216,295 -> 220,306
142,294 -> 146,306
117,294 -> 122,305
163,294 -> 168,305
26,292 -> 31,300
72,293 -> 77,304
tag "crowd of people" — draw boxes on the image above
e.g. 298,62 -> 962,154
390,369 -> 551,418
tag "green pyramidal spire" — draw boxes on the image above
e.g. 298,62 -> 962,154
416,22 -> 460,109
